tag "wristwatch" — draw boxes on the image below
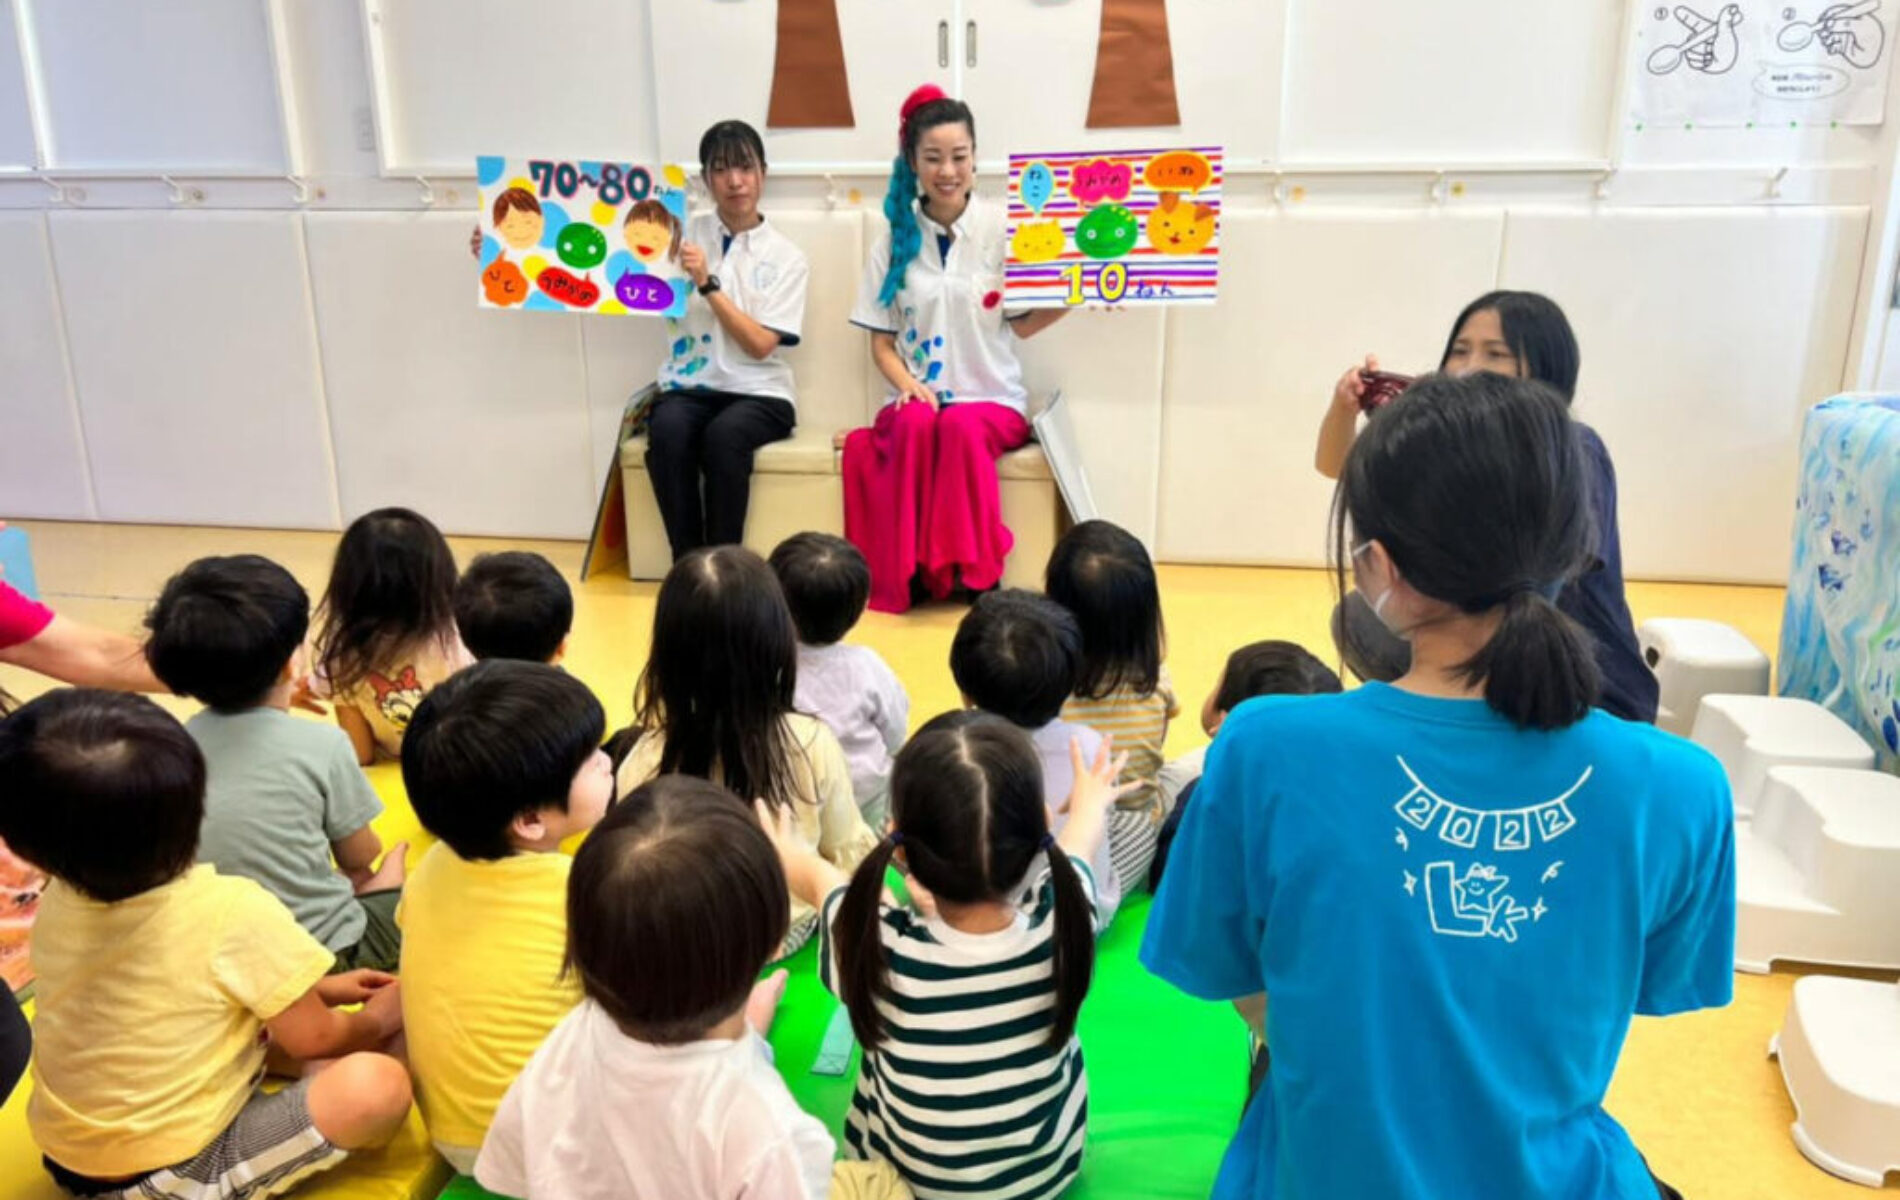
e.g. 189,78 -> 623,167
698,274 -> 722,297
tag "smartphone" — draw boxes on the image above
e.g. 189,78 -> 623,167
1358,369 -> 1415,414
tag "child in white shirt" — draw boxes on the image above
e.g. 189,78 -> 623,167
770,533 -> 909,828
476,776 -> 829,1199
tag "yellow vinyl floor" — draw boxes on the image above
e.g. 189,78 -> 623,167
0,519 -> 1885,1198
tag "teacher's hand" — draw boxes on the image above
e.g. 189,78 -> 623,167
680,243 -> 710,288
1331,353 -> 1377,415
899,379 -> 940,409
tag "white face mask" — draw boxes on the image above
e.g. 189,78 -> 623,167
1352,541 -> 1397,630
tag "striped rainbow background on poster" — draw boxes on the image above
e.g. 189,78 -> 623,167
1005,146 -> 1222,309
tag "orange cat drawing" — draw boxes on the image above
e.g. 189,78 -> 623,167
1145,193 -> 1217,255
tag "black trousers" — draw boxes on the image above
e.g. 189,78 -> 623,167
0,986 -> 28,1105
644,390 -> 795,562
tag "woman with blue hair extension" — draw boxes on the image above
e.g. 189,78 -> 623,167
844,86 -> 1069,614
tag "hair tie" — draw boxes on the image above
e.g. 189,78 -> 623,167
889,831 -> 905,848
1040,833 -> 1056,852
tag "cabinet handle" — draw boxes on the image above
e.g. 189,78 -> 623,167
938,20 -> 949,68
967,20 -> 977,67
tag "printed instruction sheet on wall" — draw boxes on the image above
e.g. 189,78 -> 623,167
1630,1 -> 1890,126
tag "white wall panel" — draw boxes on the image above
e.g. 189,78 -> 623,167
1501,207 -> 1868,584
304,212 -> 595,538
1157,209 -> 1506,564
1018,309 -> 1167,548
48,212 -> 335,528
0,214 -> 88,518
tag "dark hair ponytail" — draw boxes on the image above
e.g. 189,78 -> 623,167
878,87 -> 976,307
1333,372 -> 1600,731
835,710 -> 1094,1049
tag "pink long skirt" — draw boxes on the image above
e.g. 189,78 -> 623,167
843,400 -> 1032,614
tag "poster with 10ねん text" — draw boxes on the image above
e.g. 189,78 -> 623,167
476,155 -> 691,318
1005,147 -> 1222,309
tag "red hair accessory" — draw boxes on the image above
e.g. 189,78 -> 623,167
899,84 -> 949,148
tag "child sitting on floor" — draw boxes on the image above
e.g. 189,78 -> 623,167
478,776 -> 907,1199
398,660 -> 610,1173
0,690 -> 409,1198
144,553 -> 407,971
453,551 -> 573,665
950,588 -> 1120,927
766,710 -> 1130,1200
616,546 -> 878,957
1046,519 -> 1179,896
312,507 -> 472,764
770,532 -> 910,828
1151,639 -> 1340,890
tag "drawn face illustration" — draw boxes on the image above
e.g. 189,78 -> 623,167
557,223 -> 608,271
496,207 -> 544,252
1075,203 -> 1137,259
624,216 -> 675,266
1010,220 -> 1065,263
482,256 -> 528,306
1145,193 -> 1217,255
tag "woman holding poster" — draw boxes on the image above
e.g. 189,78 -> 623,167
845,87 -> 1068,614
644,121 -> 812,563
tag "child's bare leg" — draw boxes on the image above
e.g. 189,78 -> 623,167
303,1053 -> 412,1150
355,842 -> 408,894
746,968 -> 789,1035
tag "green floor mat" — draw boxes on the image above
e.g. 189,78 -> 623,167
439,896 -> 1238,1199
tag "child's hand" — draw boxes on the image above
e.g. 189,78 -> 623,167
361,979 -> 404,1039
317,969 -> 396,1007
1331,354 -> 1377,414
288,673 -> 327,715
1063,735 -> 1136,818
900,378 -> 940,409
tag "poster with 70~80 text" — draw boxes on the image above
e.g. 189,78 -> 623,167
476,155 -> 692,318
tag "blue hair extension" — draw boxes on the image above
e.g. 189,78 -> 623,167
879,153 -> 922,308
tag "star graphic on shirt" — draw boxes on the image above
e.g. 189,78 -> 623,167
1402,870 -> 1418,896
1532,898 -> 1548,922
1541,861 -> 1563,885
1395,828 -> 1411,852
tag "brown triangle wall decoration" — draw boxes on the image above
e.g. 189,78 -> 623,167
767,0 -> 857,129
1087,0 -> 1182,128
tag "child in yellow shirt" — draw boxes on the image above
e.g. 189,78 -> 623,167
0,690 -> 409,1198
397,660 -> 612,1172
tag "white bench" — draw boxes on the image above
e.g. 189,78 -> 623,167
1689,695 -> 1877,818
618,428 -> 1063,586
1638,618 -> 1772,736
1736,766 -> 1900,972
1771,975 -> 1900,1187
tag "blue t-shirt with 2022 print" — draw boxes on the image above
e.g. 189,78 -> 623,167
1141,683 -> 1735,1200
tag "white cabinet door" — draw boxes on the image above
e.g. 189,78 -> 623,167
957,0 -> 1283,164
652,0 -> 954,171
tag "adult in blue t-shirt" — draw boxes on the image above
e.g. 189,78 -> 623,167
1315,291 -> 1660,724
1148,372 -> 1735,1200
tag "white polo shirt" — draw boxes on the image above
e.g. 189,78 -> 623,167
850,192 -> 1030,414
658,213 -> 810,407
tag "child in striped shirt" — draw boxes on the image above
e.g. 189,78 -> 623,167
763,711 -> 1131,1200
1046,520 -> 1179,897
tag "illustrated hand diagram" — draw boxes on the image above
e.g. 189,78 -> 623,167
1647,4 -> 1746,75
1780,0 -> 1888,69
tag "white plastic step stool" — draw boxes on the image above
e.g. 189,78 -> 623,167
1771,975 -> 1900,1187
1736,767 -> 1900,972
1638,618 -> 1771,736
1690,695 -> 1876,817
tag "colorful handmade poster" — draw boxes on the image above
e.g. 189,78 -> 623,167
1630,1 -> 1890,128
476,156 -> 691,317
1005,147 -> 1221,309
